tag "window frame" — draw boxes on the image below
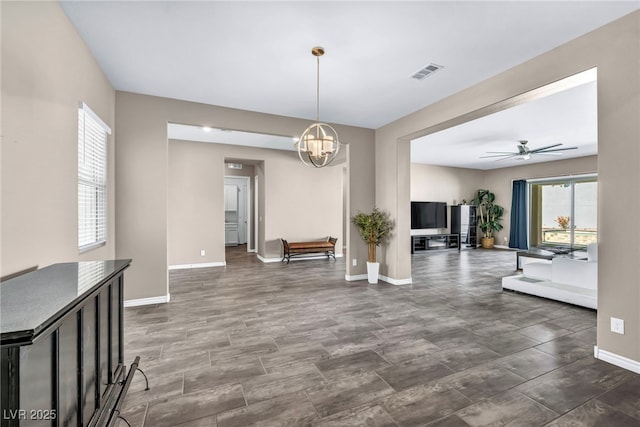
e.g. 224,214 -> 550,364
78,102 -> 111,253
528,173 -> 597,249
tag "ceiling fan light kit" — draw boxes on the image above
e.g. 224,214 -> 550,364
296,46 -> 341,168
481,140 -> 578,161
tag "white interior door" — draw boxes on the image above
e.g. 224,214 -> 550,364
237,181 -> 247,244
254,175 -> 259,253
224,176 -> 249,246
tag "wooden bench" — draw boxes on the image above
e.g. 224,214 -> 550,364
281,237 -> 337,264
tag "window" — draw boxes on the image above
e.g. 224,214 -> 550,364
78,103 -> 111,251
529,175 -> 597,249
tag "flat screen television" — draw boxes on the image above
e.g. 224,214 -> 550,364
411,201 -> 447,229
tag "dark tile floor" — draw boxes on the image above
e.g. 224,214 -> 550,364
120,246 -> 640,426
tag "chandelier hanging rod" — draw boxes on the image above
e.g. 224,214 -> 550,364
296,46 -> 341,168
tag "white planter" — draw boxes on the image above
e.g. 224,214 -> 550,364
367,262 -> 380,284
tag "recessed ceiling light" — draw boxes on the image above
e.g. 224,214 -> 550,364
202,126 -> 212,132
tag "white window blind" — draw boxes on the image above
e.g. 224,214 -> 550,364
78,102 -> 111,252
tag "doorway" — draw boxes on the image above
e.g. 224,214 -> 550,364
224,176 -> 250,248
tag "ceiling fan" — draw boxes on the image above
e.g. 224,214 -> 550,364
481,140 -> 578,161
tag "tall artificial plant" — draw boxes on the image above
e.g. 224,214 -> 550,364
471,189 -> 504,239
351,208 -> 393,263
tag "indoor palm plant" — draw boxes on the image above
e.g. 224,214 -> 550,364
352,208 -> 393,284
471,189 -> 504,248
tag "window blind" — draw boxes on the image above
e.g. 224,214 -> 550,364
78,102 -> 111,251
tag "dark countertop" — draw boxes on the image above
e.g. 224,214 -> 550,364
1,259 -> 131,345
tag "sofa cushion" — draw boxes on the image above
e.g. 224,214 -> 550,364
523,260 -> 552,280
552,257 -> 597,291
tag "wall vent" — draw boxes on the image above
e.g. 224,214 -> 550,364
411,63 -> 444,80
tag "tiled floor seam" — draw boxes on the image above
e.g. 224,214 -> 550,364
302,389 -> 321,419
592,394 -> 640,422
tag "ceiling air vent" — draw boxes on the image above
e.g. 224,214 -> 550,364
411,63 -> 444,80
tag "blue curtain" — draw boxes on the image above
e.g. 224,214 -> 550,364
509,180 -> 528,249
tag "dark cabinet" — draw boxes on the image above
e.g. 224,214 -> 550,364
411,234 -> 460,253
451,205 -> 477,249
1,260 -> 132,427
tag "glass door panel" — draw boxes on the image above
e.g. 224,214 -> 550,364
540,182 -> 572,246
574,180 -> 598,245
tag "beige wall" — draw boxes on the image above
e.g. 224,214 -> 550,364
116,91 -> 374,300
1,1 -> 116,276
168,140 -> 343,266
411,164 -> 485,206
378,12 -> 640,363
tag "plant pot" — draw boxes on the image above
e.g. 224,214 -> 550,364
367,261 -> 380,284
481,237 -> 495,249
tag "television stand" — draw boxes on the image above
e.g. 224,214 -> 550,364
412,234 -> 460,253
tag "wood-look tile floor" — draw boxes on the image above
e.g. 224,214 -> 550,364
120,246 -> 640,426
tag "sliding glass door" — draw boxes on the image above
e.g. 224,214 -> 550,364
529,175 -> 597,248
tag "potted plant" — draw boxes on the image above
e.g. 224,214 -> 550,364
351,208 -> 393,284
471,189 -> 504,248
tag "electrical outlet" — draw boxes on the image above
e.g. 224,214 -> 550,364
611,317 -> 625,335
352,259 -> 357,267
200,250 -> 206,257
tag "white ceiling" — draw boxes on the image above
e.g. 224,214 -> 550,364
411,77 -> 598,170
168,123 -> 296,151
60,1 -> 638,168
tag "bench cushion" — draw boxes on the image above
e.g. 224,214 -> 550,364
288,241 -> 335,250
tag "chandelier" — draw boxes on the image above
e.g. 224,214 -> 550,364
296,46 -> 340,168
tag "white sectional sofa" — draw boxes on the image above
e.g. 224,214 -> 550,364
502,244 -> 597,309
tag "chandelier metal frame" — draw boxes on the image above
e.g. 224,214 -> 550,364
296,46 -> 340,168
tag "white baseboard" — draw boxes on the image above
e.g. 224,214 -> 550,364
259,253 -> 343,264
257,254 -> 281,263
124,293 -> 171,307
344,274 -> 412,285
345,274 -> 368,281
380,275 -> 412,286
594,346 -> 640,374
168,262 -> 226,270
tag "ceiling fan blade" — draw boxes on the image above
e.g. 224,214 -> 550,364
495,154 -> 522,161
536,146 -> 578,153
534,152 -> 564,156
529,143 -> 563,153
480,153 -> 516,158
